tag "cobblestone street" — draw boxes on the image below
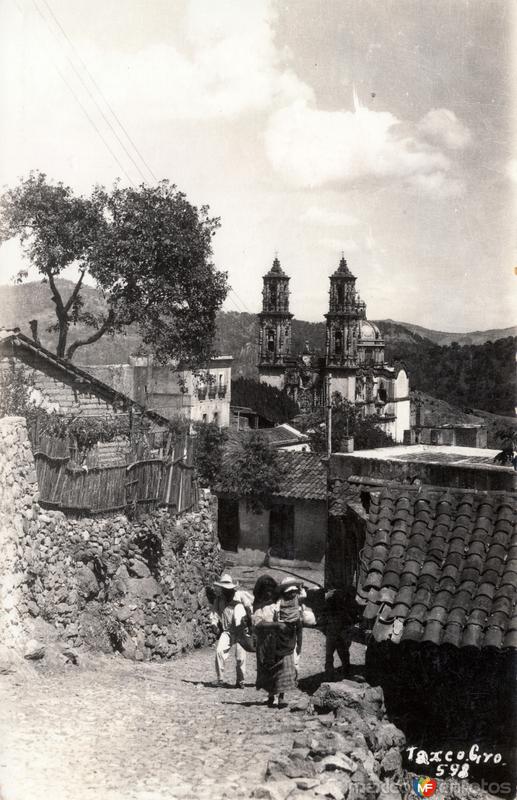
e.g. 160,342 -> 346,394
0,629 -> 355,800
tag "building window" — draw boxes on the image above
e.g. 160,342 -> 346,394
267,330 -> 275,352
270,285 -> 277,306
213,411 -> 219,425
202,413 -> 207,423
335,330 -> 343,355
378,384 -> 387,403
337,284 -> 344,306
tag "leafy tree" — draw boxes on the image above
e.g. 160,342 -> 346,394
193,422 -> 228,487
0,363 -> 34,417
231,377 -> 299,423
297,396 -> 395,454
218,430 -> 281,512
0,172 -> 228,365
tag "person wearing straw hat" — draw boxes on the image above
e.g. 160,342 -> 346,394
208,573 -> 251,688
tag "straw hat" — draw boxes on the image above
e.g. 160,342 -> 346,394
213,573 -> 238,590
279,576 -> 300,594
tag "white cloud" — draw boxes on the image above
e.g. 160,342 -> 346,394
301,206 -> 360,227
417,108 -> 472,150
265,94 -> 468,196
100,0 -> 312,121
407,171 -> 465,198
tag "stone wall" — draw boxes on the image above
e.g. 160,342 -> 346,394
0,416 -> 222,663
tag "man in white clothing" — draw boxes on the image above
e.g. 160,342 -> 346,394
208,573 -> 252,688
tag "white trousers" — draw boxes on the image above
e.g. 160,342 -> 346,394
215,631 -> 246,684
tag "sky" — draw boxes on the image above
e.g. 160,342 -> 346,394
0,0 -> 515,331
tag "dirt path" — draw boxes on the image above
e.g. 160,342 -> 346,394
0,630 -> 336,800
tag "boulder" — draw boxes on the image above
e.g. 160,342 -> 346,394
128,558 -> 151,579
319,754 -> 356,773
76,565 -> 99,600
313,680 -> 385,720
24,639 -> 45,660
126,576 -> 161,600
380,747 -> 402,777
373,721 -> 406,755
315,778 -> 348,799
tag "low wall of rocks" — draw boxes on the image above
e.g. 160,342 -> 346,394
251,679 -> 501,800
0,416 -> 222,664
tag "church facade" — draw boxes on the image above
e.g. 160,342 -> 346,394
257,256 -> 410,443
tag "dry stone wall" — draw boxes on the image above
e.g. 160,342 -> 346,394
0,416 -> 222,663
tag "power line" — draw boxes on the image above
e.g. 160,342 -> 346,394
41,0 -> 158,184
230,287 -> 253,314
23,0 -> 136,186
31,0 -> 148,184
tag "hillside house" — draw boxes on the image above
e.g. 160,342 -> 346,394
0,328 -> 171,465
89,354 -> 233,427
409,392 -> 488,447
217,450 -> 327,565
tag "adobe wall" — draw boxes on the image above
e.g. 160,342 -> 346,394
234,498 -> 326,565
0,416 -> 222,662
293,499 -> 327,562
330,452 -> 517,493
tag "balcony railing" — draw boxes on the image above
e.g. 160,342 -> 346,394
218,385 -> 227,398
197,387 -> 207,400
208,386 -> 217,399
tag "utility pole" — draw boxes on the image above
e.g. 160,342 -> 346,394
326,373 -> 332,457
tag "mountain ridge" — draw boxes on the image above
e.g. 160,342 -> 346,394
0,279 -> 514,415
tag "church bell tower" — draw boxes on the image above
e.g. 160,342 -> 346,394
257,256 -> 293,390
324,255 -> 366,401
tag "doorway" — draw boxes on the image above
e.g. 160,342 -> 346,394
269,503 -> 295,559
218,497 -> 240,552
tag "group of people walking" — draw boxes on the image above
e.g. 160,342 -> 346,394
207,570 -> 358,707
207,572 -> 306,707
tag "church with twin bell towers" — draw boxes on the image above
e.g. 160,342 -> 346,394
257,254 -> 410,443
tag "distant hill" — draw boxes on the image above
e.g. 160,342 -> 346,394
0,279 -> 514,415
383,318 -> 517,347
0,279 -> 142,365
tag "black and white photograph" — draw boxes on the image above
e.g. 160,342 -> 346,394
0,1 -> 515,799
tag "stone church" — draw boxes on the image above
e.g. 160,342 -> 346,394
257,255 -> 410,443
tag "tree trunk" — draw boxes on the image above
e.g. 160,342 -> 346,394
56,319 -> 69,358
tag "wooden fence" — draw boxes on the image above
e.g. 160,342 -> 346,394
31,431 -> 199,516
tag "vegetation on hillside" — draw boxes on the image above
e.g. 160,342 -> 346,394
231,377 -> 299,423
388,336 -> 516,416
1,267 -> 513,415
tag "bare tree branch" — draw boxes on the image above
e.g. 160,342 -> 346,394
65,309 -> 116,360
64,268 -> 86,313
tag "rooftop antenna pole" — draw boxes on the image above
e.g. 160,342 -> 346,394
327,373 -> 332,458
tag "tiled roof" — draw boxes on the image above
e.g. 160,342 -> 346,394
226,424 -> 309,449
260,424 -> 309,447
357,486 -> 517,649
274,451 -> 327,501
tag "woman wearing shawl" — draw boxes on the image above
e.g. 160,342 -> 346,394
252,575 -> 303,708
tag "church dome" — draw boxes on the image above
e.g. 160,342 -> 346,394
359,320 -> 382,341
